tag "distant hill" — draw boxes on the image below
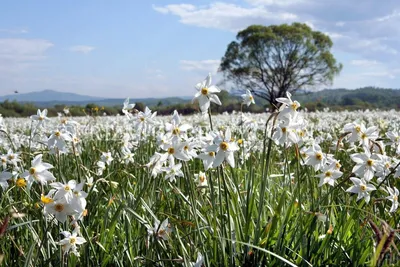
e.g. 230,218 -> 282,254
0,90 -> 192,108
292,87 -> 400,110
2,87 -> 400,111
0,90 -> 104,102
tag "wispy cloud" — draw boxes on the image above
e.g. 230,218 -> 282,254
350,59 -> 381,67
69,45 -> 95,54
0,38 -> 53,74
0,28 -> 28,34
180,59 -> 221,73
153,2 -> 297,32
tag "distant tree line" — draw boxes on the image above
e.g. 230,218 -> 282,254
1,87 -> 400,117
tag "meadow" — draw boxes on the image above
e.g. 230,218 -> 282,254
1,78 -> 400,266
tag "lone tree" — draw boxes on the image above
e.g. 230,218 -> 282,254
219,23 -> 342,108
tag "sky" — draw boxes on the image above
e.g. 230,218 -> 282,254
1,0 -> 400,98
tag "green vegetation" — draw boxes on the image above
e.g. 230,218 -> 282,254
294,87 -> 400,111
1,87 -> 400,118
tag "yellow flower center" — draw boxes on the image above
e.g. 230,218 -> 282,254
1,158 -> 6,163
282,127 -> 287,133
64,185 -> 71,191
41,195 -> 54,204
335,162 -> 341,169
360,184 -> 367,192
201,87 -> 208,95
184,145 -> 189,151
355,126 -> 361,133
237,139 -> 243,145
315,153 -> 323,161
361,133 -> 367,139
367,159 -> 373,167
54,203 -> 64,212
158,229 -> 166,236
291,102 -> 298,110
168,147 -> 175,154
16,178 -> 26,187
199,175 -> 205,183
394,195 -> 398,202
172,128 -> 180,135
29,167 -> 36,175
69,237 -> 76,245
325,171 -> 332,177
249,95 -> 253,100
208,151 -> 215,157
220,142 -> 229,151
39,116 -> 44,121
8,155 -> 14,160
140,117 -> 145,122
55,131 -> 61,137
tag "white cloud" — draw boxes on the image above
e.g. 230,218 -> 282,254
376,10 -> 400,22
153,2 -> 298,31
350,59 -> 380,67
180,59 -> 221,73
69,45 -> 95,54
0,28 -> 28,34
0,38 -> 53,73
245,0 -> 306,6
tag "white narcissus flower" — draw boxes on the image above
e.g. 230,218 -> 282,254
241,89 -> 255,107
44,199 -> 78,223
50,180 -> 77,203
197,151 -> 215,171
316,165 -> 343,187
194,172 -> 208,187
162,163 -> 184,183
147,218 -> 172,241
276,92 -> 300,119
48,128 -> 72,151
133,107 -> 157,133
386,186 -> 399,212
189,252 -> 205,267
160,140 -> 191,165
165,110 -> 192,142
22,154 -> 56,189
304,144 -> 326,171
0,171 -> 12,190
346,177 -> 376,203
122,98 -> 135,115
192,73 -> 221,114
386,130 -> 400,154
30,109 -> 49,126
207,128 -> 239,168
350,149 -> 382,181
100,152 -> 114,166
120,146 -> 135,165
58,230 -> 86,255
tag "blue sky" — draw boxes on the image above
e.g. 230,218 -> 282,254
1,0 -> 400,98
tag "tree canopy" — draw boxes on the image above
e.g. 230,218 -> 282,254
219,23 -> 343,108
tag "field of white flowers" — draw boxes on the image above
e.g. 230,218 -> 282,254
1,74 -> 400,266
